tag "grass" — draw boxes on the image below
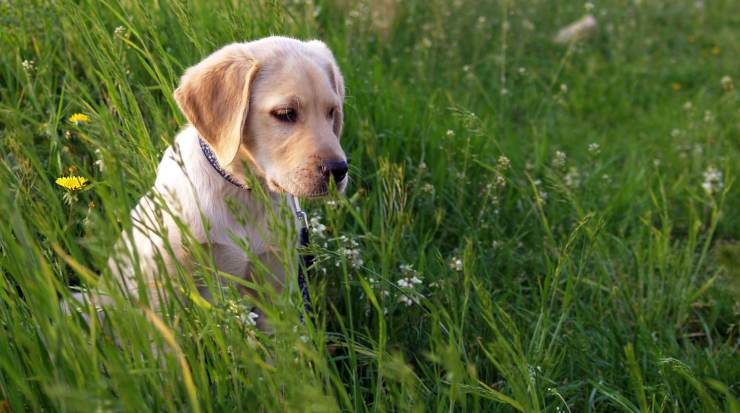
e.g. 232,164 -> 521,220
1,0 -> 738,411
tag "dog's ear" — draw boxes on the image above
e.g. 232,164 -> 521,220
307,40 -> 345,138
174,45 -> 259,166
329,61 -> 345,138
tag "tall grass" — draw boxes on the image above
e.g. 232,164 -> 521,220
1,0 -> 738,411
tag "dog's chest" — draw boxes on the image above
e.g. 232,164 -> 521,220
203,196 -> 278,278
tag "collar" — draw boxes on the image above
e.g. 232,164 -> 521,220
198,136 -> 250,190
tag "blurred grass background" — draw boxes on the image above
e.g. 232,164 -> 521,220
0,0 -> 738,411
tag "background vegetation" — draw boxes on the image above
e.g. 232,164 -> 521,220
0,0 -> 737,411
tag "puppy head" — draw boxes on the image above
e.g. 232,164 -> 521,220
174,37 -> 347,197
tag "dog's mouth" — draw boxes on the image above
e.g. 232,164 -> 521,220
269,177 -> 345,198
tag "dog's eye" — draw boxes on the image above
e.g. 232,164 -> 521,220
272,108 -> 297,123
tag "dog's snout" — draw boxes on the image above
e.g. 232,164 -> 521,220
323,160 -> 348,183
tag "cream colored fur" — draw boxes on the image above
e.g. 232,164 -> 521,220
105,36 -> 347,312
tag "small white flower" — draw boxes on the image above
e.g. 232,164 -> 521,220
450,257 -> 463,272
683,101 -> 693,111
704,110 -> 714,123
446,129 -> 455,137
588,143 -> 600,155
114,26 -> 127,37
671,129 -> 682,138
497,155 -> 511,170
22,59 -> 35,72
553,150 -> 567,168
94,149 -> 105,172
560,83 -> 568,93
584,2 -> 595,12
495,174 -> 506,188
701,166 -> 723,194
243,311 -> 260,326
564,167 -> 581,187
720,75 -> 734,91
422,183 -> 435,194
518,67 -> 527,74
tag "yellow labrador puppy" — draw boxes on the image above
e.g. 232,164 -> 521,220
106,36 -> 347,313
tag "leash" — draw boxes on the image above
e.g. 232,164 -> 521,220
199,136 -> 313,318
288,194 -> 313,319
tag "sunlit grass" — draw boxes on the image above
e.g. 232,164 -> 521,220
0,0 -> 737,411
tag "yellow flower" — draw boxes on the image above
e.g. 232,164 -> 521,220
55,176 -> 88,191
69,113 -> 90,125
672,82 -> 682,91
711,46 -> 720,55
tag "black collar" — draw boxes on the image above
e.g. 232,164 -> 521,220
198,136 -> 250,190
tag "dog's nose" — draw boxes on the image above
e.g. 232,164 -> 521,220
323,160 -> 348,183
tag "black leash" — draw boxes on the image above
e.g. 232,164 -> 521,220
290,195 -> 314,320
199,136 -> 313,319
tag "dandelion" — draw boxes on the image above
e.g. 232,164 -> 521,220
720,75 -> 734,92
22,59 -> 36,72
672,82 -> 682,91
68,113 -> 90,126
56,176 -> 88,191
553,150 -> 567,168
711,46 -> 720,55
701,166 -> 723,194
588,143 -> 601,155
449,256 -> 463,272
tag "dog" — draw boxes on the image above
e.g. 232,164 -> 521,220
102,36 -> 347,318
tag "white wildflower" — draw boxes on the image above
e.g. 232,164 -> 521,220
495,174 -> 506,188
704,110 -> 714,123
720,75 -> 734,92
114,26 -> 127,37
22,59 -> 35,72
564,167 -> 581,187
497,155 -> 511,170
584,2 -> 595,12
94,148 -> 104,172
553,150 -> 567,168
683,101 -> 693,111
338,235 -> 363,268
701,166 -> 723,194
588,142 -> 600,155
449,257 -> 463,272
446,129 -> 455,137
553,15 -> 598,44
243,311 -> 260,327
310,215 -> 327,238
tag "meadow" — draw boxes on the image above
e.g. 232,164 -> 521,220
1,0 -> 738,411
